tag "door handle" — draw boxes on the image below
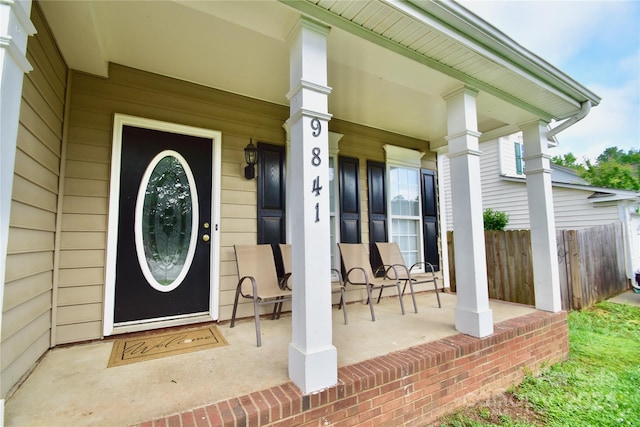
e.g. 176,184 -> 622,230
202,234 -> 210,242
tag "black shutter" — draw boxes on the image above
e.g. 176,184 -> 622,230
257,142 -> 286,249
367,160 -> 387,271
421,169 -> 439,271
339,156 -> 361,243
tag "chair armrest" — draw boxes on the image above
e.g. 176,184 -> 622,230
345,266 -> 369,285
279,272 -> 292,290
409,261 -> 436,275
331,268 -> 344,286
237,275 -> 258,297
381,263 -> 409,281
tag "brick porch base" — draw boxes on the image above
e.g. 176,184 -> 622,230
136,310 -> 568,427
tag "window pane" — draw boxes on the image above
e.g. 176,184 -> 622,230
389,166 -> 421,266
390,167 -> 419,216
392,218 -> 419,266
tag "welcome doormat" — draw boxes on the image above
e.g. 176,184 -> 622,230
108,325 -> 228,368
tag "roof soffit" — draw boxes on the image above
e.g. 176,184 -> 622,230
37,0 -> 108,76
36,0 -> 597,144
410,0 -> 601,105
282,0 -> 600,121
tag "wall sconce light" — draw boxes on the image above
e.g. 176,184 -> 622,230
244,138 -> 258,179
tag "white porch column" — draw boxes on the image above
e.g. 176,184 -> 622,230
285,17 -> 337,394
1,0 -> 36,420
444,87 -> 493,337
521,121 -> 562,312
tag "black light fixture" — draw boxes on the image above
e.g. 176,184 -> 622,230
244,138 -> 258,179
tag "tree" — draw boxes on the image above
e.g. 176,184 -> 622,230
582,159 -> 640,191
551,152 -> 581,169
596,146 -> 640,165
583,146 -> 640,191
551,152 -> 585,174
597,147 -> 626,163
552,147 -> 639,191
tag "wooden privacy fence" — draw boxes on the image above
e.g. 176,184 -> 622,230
447,222 -> 628,310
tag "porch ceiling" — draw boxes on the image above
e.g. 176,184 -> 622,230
38,0 -> 598,145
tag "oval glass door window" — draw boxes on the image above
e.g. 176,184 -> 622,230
134,150 -> 199,292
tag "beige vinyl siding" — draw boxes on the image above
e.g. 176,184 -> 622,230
62,64 -> 289,334
61,62 -> 441,330
28,43 -> 436,344
2,4 -> 67,398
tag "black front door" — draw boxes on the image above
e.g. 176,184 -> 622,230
114,125 -> 213,323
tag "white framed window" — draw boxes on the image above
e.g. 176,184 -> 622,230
384,145 -> 425,269
389,166 -> 422,266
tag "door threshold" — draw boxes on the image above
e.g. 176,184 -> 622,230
111,313 -> 213,335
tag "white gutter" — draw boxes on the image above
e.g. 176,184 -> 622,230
547,100 -> 591,141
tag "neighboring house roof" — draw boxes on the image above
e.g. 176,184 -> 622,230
586,190 -> 640,203
502,164 -> 640,203
550,164 -> 589,185
549,164 -> 639,202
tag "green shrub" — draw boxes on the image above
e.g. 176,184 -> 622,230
483,208 -> 509,231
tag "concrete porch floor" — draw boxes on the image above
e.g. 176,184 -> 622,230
4,292 -> 536,427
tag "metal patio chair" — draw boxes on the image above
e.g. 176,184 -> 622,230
375,242 -> 441,313
338,243 -> 405,321
278,243 -> 348,325
231,244 -> 292,347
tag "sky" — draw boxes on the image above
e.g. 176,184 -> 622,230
459,0 -> 640,163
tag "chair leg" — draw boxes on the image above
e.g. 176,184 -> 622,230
366,285 -> 376,321
231,285 -> 242,328
408,280 -> 418,313
253,297 -> 262,347
340,288 -> 348,325
396,283 -> 406,315
433,280 -> 442,308
376,287 -> 385,304
275,298 -> 284,319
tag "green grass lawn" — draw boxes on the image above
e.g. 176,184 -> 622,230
436,300 -> 640,426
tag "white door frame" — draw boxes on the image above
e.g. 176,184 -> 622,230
103,114 -> 222,336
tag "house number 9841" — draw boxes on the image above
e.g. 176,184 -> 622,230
310,117 -> 322,222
